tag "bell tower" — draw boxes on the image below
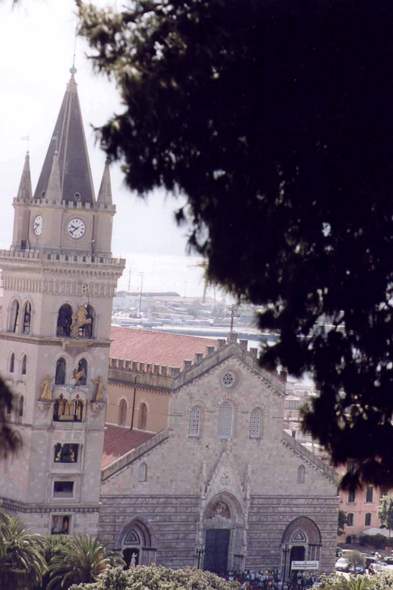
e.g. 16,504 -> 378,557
0,70 -> 125,536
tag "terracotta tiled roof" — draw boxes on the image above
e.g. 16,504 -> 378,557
102,424 -> 154,469
110,326 -> 217,367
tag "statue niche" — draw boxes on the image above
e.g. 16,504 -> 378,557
40,375 -> 53,400
70,305 -> 93,339
91,376 -> 106,401
207,500 -> 231,519
53,393 -> 86,422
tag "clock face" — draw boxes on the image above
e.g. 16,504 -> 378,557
33,215 -> 43,236
67,218 -> 86,239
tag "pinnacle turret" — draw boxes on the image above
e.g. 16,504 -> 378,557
33,74 -> 95,204
16,153 -> 33,201
44,152 -> 62,201
97,159 -> 113,205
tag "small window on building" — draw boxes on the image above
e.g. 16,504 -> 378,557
9,300 -> 20,333
297,464 -> 305,484
348,490 -> 356,503
21,354 -> 27,376
138,462 -> 147,482
22,301 -> 31,334
217,401 -> 233,438
188,408 -> 200,437
138,403 -> 148,431
55,357 -> 66,385
51,515 -> 70,535
249,408 -> 262,439
365,513 -> 372,527
118,399 -> 127,426
54,443 -> 79,463
347,513 -> 354,527
53,481 -> 74,498
56,304 -> 73,337
9,353 -> 15,374
366,486 -> 374,503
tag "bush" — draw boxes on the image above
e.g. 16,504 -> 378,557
69,565 -> 239,590
311,571 -> 393,589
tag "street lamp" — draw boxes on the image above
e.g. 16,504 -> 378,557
226,304 -> 241,336
282,543 -> 290,582
195,546 -> 204,569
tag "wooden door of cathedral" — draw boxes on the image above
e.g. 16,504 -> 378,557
290,545 -> 305,574
204,529 -> 230,574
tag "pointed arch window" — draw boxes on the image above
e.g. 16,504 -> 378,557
22,301 -> 31,334
76,358 -> 87,386
57,304 -> 73,337
297,465 -> 306,484
9,353 -> 15,374
55,358 -> 66,385
188,407 -> 200,437
17,395 -> 24,423
118,399 -> 127,426
138,403 -> 148,431
249,409 -> 262,439
21,354 -> 27,376
9,300 -> 20,333
218,401 -> 233,438
138,462 -> 147,482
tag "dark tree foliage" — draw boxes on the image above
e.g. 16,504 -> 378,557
78,0 -> 393,488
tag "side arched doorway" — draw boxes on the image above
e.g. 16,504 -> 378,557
281,517 -> 322,581
203,493 -> 245,575
118,519 -> 157,567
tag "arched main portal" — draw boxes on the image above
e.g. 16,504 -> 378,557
117,518 -> 157,567
281,517 -> 322,581
203,493 -> 245,575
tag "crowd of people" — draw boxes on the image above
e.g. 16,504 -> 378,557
224,569 -> 320,590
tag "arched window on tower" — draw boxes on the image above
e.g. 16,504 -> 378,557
9,353 -> 15,374
218,401 -> 234,439
297,465 -> 306,484
188,407 -> 200,437
57,304 -> 73,337
55,358 -> 66,385
249,409 -> 262,439
80,305 -> 94,339
76,358 -> 87,386
9,300 -> 20,333
21,354 -> 27,376
22,301 -> 31,334
138,403 -> 148,431
118,399 -> 127,426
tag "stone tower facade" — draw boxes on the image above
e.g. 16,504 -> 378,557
0,72 -> 124,535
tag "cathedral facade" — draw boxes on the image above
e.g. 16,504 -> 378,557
0,73 -> 338,579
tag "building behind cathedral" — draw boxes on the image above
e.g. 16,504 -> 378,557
0,71 -> 338,579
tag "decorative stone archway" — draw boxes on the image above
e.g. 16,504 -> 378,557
117,518 -> 157,567
202,492 -> 245,574
281,517 -> 322,581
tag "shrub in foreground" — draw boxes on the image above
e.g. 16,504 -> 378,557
69,564 -> 239,590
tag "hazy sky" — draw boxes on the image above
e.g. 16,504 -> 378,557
0,0 -> 212,297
